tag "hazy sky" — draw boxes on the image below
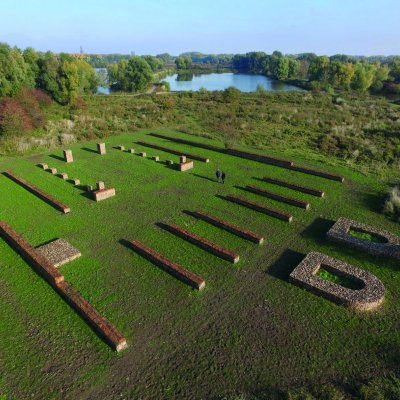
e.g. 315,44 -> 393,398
1,0 -> 399,55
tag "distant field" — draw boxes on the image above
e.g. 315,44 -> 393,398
0,130 -> 399,399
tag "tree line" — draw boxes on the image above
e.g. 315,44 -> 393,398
0,43 -> 98,105
232,51 -> 400,93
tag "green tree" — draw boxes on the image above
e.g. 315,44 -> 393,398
351,63 -> 375,92
23,47 -> 39,86
175,55 -> 192,70
328,61 -> 354,88
274,57 -> 289,80
76,59 -> 99,94
108,57 -> 153,92
288,58 -> 300,79
309,56 -> 330,82
175,56 -> 185,69
0,43 -> 34,97
389,57 -> 400,82
371,63 -> 389,91
37,52 -> 81,104
142,55 -> 164,72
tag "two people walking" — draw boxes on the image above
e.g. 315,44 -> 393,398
216,168 -> 226,184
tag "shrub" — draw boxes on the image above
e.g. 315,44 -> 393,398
160,80 -> 170,91
223,86 -> 241,102
0,98 -> 32,137
70,96 -> 87,111
30,89 -> 52,107
15,88 -> 46,128
384,186 -> 400,221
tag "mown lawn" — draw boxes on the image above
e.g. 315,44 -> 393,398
0,129 -> 399,399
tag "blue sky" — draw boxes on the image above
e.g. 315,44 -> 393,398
1,0 -> 399,55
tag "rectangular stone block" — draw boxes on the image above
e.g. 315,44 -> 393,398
139,152 -> 146,157
63,150 -> 73,163
152,156 -> 160,161
84,185 -> 93,192
39,163 -> 48,170
71,178 -> 80,186
59,173 -> 68,180
179,161 -> 194,172
97,181 -> 105,190
127,240 -> 205,290
180,155 -> 187,163
4,170 -> 71,214
36,238 -> 81,268
128,148 -> 135,154
117,145 -> 125,151
163,223 -> 240,263
166,160 -> 174,165
92,188 -> 116,202
97,143 -> 106,155
49,168 -> 57,175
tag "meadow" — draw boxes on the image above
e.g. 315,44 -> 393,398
0,126 -> 399,399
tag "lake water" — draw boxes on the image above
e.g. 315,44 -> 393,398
161,72 -> 302,92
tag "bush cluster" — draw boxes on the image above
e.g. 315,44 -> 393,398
0,89 -> 52,137
384,186 -> 400,221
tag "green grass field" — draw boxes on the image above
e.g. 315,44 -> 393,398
0,129 -> 399,399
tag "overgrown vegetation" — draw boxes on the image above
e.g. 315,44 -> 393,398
384,186 -> 400,221
0,89 -> 52,137
6,90 -> 397,177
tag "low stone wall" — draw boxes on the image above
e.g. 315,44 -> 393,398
0,221 -> 127,351
92,188 -> 116,202
127,240 -> 205,290
224,195 -> 293,222
245,185 -> 310,209
56,281 -> 128,352
162,222 -> 240,263
289,252 -> 385,311
327,217 -> 400,259
149,133 -> 289,167
262,176 -> 325,197
0,221 -> 64,285
150,133 -> 345,181
288,165 -> 344,182
4,170 -> 71,214
192,210 -> 264,244
136,140 -> 210,163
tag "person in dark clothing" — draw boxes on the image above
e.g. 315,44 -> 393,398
221,171 -> 226,184
216,168 -> 221,183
